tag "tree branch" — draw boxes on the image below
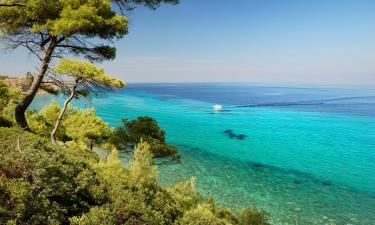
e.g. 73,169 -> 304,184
0,3 -> 26,7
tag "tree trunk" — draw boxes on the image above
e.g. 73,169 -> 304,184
15,37 -> 57,129
51,81 -> 79,145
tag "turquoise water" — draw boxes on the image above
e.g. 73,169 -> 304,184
32,84 -> 375,225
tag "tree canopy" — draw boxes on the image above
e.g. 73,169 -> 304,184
0,0 -> 127,128
27,101 -> 114,147
49,58 -> 124,145
0,0 -> 128,62
53,58 -> 125,89
111,116 -> 180,164
0,0 -> 178,128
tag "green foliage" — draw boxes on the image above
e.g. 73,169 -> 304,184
0,81 -> 9,110
53,58 -> 125,88
0,124 -> 270,225
70,143 -> 183,225
175,204 -> 231,225
35,1 -> 127,38
111,116 -> 180,161
0,81 -> 22,126
40,100 -> 65,125
26,110 -> 52,137
0,127 -> 181,225
0,2 -> 273,223
0,0 -> 128,62
238,207 -> 271,225
26,101 -> 69,140
215,208 -> 240,225
50,58 -> 125,145
167,177 -> 203,211
64,108 -> 113,143
130,140 -> 157,183
39,83 -> 60,95
121,116 -> 166,143
113,0 -> 179,11
0,80 -> 22,115
0,96 -> 270,225
27,101 -> 113,144
1,0 -> 179,129
0,127 -> 101,224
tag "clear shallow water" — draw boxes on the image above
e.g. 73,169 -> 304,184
32,84 -> 375,225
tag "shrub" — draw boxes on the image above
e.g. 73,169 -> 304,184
130,140 -> 157,184
0,126 -> 271,225
0,128 -> 101,224
26,101 -> 113,145
167,176 -> 203,211
0,80 -> 22,115
111,116 -> 180,162
238,207 -> 271,225
0,128 -> 183,225
175,204 -> 231,225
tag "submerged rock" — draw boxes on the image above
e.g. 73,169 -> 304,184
293,180 -> 301,185
236,134 -> 247,140
223,129 -> 247,140
322,180 -> 332,186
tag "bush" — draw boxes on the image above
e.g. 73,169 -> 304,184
238,207 -> 271,225
0,128 -> 101,224
0,80 -> 22,114
130,141 -> 157,184
167,176 -> 203,211
0,128 -> 183,225
71,142 -> 183,225
0,127 -> 270,225
26,101 -> 113,145
175,204 -> 230,225
111,116 -> 180,162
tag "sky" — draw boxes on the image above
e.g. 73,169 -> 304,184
0,0 -> 375,85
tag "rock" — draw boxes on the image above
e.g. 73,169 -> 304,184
322,180 -> 332,186
253,163 -> 263,168
293,180 -> 301,184
236,134 -> 247,140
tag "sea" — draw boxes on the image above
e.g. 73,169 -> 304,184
31,83 -> 375,225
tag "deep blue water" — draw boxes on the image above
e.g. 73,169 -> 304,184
32,84 -> 375,225
127,83 -> 375,117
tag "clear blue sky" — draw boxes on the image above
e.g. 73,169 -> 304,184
1,0 -> 374,85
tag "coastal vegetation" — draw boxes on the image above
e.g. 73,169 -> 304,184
110,116 -> 181,164
0,83 -> 270,225
0,0 -> 270,224
50,58 -> 125,145
0,0 -> 177,128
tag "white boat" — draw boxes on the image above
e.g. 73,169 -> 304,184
213,104 -> 222,111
